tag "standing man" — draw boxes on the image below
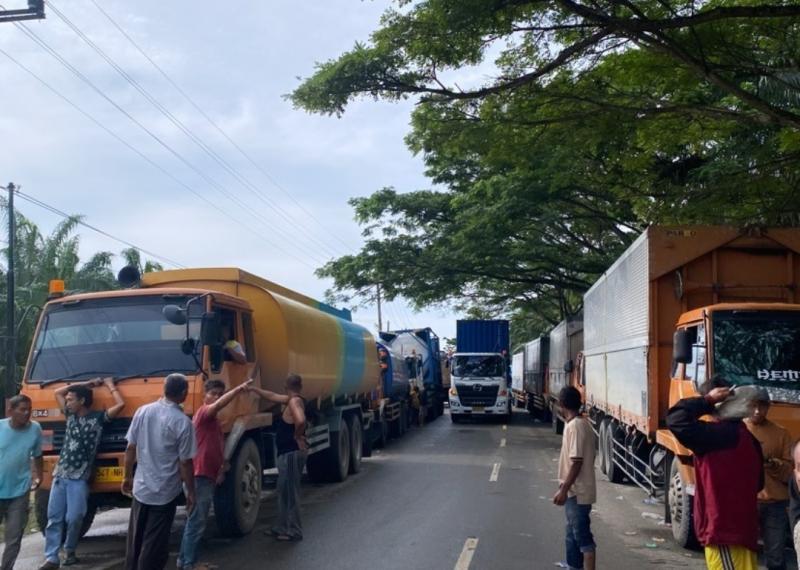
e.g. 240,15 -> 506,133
177,378 -> 251,570
249,374 -> 307,541
123,373 -> 196,570
667,376 -> 763,570
1,395 -> 43,570
552,386 -> 596,570
40,377 -> 125,569
745,388 -> 793,570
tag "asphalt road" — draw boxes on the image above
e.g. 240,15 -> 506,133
9,409 -> 711,569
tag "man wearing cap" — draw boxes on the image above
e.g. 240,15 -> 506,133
745,387 -> 793,570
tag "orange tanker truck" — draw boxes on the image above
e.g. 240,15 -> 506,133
21,267 -> 392,537
581,226 -> 800,547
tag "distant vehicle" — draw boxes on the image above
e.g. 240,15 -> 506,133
21,267 -> 416,538
378,328 -> 445,421
449,320 -> 511,422
510,336 -> 550,420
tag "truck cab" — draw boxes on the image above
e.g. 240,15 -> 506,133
448,352 -> 511,421
22,286 -> 261,536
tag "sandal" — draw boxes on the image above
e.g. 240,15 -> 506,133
275,534 -> 302,542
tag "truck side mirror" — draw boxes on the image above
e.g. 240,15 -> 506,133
163,305 -> 187,325
201,312 -> 222,346
564,360 -> 574,373
673,330 -> 693,364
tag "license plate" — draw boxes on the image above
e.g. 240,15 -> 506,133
472,406 -> 485,412
95,467 -> 125,483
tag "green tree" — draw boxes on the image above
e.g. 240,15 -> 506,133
293,0 -> 800,340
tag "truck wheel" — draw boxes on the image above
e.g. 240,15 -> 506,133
398,406 -> 407,436
35,490 -> 97,538
214,438 -> 262,536
329,422 -> 351,482
348,416 -> 363,474
669,457 -> 699,549
605,425 -> 625,484
551,410 -> 564,435
374,417 -> 388,449
451,413 -> 461,423
436,397 -> 445,417
598,420 -> 609,476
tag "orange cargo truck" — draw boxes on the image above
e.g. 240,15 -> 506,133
21,267 -> 391,537
582,226 -> 800,547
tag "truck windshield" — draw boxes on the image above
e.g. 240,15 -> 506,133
452,355 -> 504,377
713,310 -> 800,399
27,296 -> 201,383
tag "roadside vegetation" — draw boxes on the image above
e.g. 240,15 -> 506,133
290,0 -> 800,343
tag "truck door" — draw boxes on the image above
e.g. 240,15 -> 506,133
212,306 -> 258,429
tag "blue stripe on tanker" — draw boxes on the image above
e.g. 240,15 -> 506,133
338,318 -> 368,394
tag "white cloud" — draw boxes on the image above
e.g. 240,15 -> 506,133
1,0 -> 460,341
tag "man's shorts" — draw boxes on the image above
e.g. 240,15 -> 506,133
704,545 -> 757,570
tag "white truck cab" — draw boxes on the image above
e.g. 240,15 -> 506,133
449,352 -> 511,422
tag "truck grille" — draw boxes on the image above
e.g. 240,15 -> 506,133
48,418 -> 132,455
456,384 -> 499,407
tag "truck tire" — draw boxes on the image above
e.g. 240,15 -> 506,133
214,438 -> 262,536
348,415 -> 363,474
398,404 -> 407,436
551,409 -> 564,435
598,420 -> 609,476
374,417 -> 388,449
451,413 -> 462,423
35,489 -> 97,539
605,424 -> 625,484
668,457 -> 699,549
329,422 -> 351,482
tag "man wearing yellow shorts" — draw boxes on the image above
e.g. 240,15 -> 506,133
667,377 -> 763,570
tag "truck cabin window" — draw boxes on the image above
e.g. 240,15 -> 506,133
452,355 -> 505,378
28,296 -> 202,382
713,310 -> 800,396
218,309 -> 239,362
682,325 -> 706,383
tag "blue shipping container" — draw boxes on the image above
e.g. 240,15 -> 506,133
456,320 -> 510,354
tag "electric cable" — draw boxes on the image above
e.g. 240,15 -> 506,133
48,0 -> 343,262
87,0 -> 360,255
0,44 -> 318,270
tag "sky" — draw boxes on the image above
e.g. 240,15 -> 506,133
0,0 -> 459,340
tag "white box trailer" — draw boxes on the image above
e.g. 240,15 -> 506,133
547,314 -> 583,433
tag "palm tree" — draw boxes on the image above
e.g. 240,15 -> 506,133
0,199 -> 163,391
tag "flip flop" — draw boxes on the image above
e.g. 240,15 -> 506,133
275,534 -> 302,542
264,528 -> 281,537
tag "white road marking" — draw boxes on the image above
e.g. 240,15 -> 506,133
502,424 -> 507,431
490,462 -> 501,482
454,537 -> 479,570
500,438 -> 507,447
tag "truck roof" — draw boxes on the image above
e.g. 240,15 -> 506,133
45,287 -> 250,310
142,267 -> 351,321
677,302 -> 800,326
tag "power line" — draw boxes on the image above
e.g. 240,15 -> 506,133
5,24 -> 322,270
0,44 -> 318,270
14,190 -> 187,268
88,0 -> 359,255
48,0 -> 343,263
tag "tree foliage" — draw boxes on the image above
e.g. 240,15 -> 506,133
292,0 -> 800,344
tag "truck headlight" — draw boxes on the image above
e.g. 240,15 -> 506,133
449,387 -> 457,396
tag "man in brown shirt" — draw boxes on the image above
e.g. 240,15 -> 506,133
745,387 -> 793,570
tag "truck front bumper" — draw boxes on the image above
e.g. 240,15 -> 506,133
449,397 -> 508,415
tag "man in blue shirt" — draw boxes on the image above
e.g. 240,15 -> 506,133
0,394 -> 43,570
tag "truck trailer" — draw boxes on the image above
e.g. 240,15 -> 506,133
582,226 -> 800,547
22,267 -> 394,537
547,315 -> 583,434
510,336 -> 550,420
449,320 -> 512,421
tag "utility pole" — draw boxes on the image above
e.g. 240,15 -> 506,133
3,183 -> 16,417
0,1 -> 45,23
376,284 -> 383,332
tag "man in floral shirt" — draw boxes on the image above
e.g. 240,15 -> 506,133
39,377 -> 125,569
